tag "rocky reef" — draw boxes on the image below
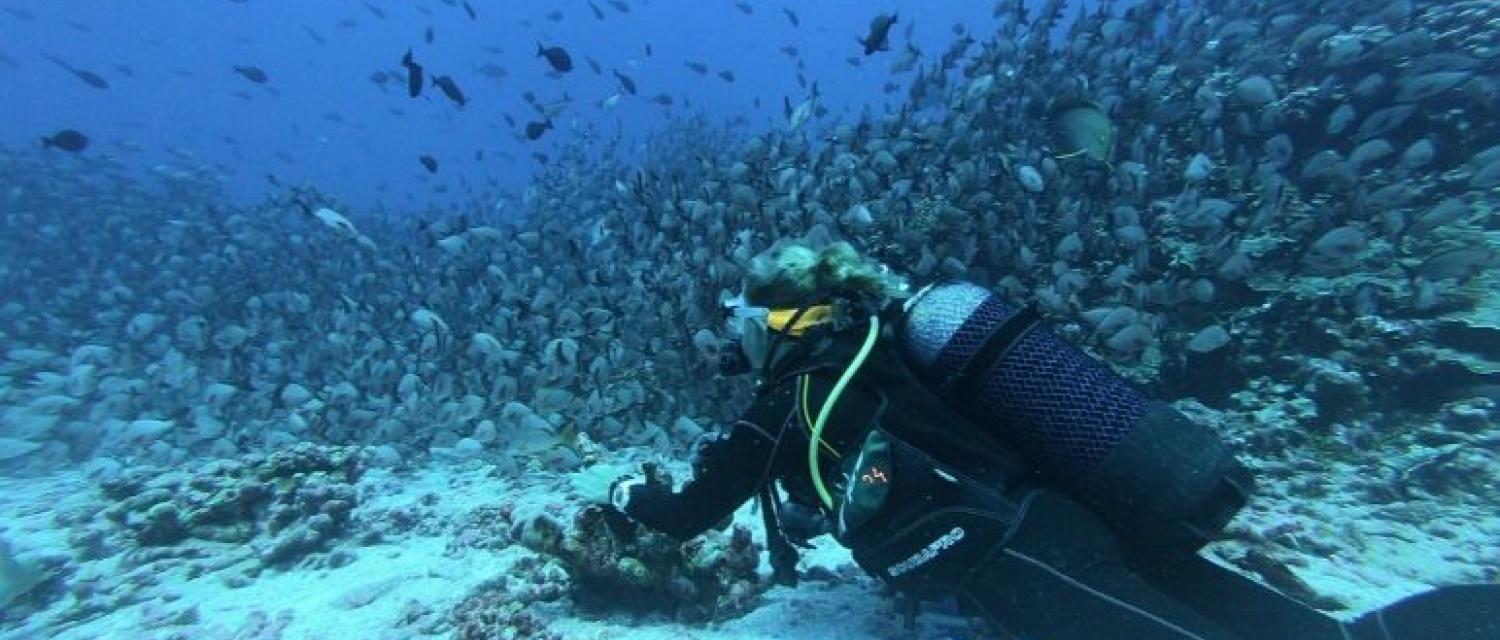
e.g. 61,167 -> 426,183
516,504 -> 766,623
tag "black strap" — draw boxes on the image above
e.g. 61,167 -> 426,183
760,484 -> 800,587
947,304 -> 1042,400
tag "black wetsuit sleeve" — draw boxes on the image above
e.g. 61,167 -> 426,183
621,387 -> 791,540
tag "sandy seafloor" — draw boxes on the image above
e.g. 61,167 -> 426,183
1,462 -> 972,640
3,445 -> 1496,640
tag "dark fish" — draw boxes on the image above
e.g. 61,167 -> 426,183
998,0 -> 1028,25
462,1 -> 477,20
653,93 -> 674,106
44,55 -> 108,89
782,7 -> 799,27
40,129 -> 88,152
233,65 -> 269,83
1408,198 -> 1468,237
525,119 -> 553,140
363,2 -> 386,18
424,25 -> 434,43
1049,99 -> 1114,163
419,155 -> 438,173
645,43 -> 653,57
717,69 -> 736,83
607,0 -> 630,13
545,10 -> 563,21
114,64 -> 135,77
303,26 -> 327,46
685,60 -> 708,75
858,12 -> 898,55
613,70 -> 637,94
952,22 -> 965,35
586,56 -> 603,75
537,44 -> 573,73
1414,248 -> 1496,282
504,113 -> 517,127
370,70 -> 391,85
432,75 -> 466,106
588,1 -> 605,20
73,68 -> 109,88
779,44 -> 799,57
532,152 -> 549,164
401,49 -> 424,97
734,1 -> 752,15
940,36 -> 972,69
846,56 -> 862,67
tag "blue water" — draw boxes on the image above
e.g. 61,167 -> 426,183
0,0 -> 1010,213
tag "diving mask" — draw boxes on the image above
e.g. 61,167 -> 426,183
719,298 -> 836,375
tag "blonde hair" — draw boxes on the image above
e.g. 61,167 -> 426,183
744,242 -> 908,308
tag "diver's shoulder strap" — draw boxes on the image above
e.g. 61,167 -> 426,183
862,330 -> 1031,482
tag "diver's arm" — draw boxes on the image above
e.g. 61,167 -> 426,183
612,388 -> 790,540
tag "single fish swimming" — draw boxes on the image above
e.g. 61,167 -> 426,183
44,54 -> 108,89
537,44 -> 573,73
613,69 -> 637,94
432,75 -> 466,106
233,65 -> 269,84
858,12 -> 898,55
40,129 -> 89,152
401,49 -> 424,97
526,119 -> 554,141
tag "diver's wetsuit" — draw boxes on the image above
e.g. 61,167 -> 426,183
615,322 -> 1500,640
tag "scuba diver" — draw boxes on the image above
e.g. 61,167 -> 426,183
596,241 -> 1499,639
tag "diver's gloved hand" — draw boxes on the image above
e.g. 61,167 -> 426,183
579,502 -> 638,541
608,463 -> 669,510
605,462 -> 672,538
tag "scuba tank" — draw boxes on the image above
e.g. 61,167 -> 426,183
895,281 -> 1251,551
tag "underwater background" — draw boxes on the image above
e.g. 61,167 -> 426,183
1,0 -> 1497,638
